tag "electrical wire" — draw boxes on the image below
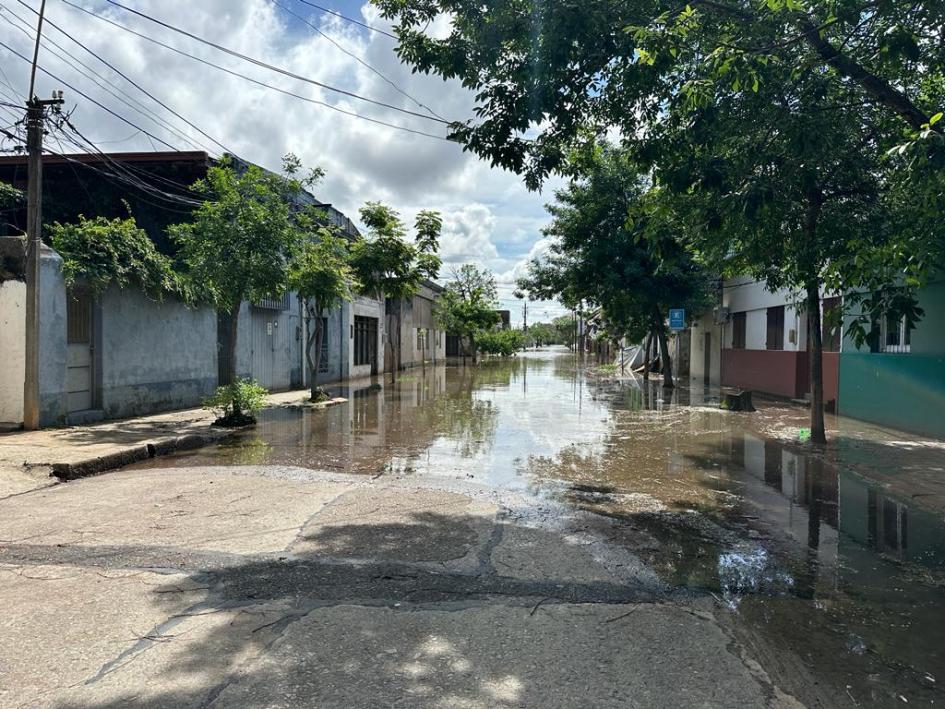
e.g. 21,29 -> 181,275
294,0 -> 396,39
270,0 -> 445,121
56,0 -> 453,142
10,0 -> 232,156
0,8 -> 210,155
98,0 -> 450,125
0,38 -> 180,151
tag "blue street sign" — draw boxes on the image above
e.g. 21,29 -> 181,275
669,308 -> 686,330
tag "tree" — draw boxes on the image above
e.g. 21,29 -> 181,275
374,0 -> 944,441
526,322 -> 556,348
288,228 -> 359,402
170,155 -> 319,385
435,264 -> 501,362
350,202 -> 442,382
375,0 -> 942,188
477,329 -> 525,356
552,315 -> 576,349
517,142 -> 715,388
49,213 -> 179,298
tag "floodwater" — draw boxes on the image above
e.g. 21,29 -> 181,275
134,348 -> 945,706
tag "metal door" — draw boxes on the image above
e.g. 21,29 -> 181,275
250,309 -> 292,391
66,288 -> 94,412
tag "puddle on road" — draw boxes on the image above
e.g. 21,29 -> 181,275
130,349 -> 945,706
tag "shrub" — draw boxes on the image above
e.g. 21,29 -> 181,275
203,378 -> 268,426
477,329 -> 524,357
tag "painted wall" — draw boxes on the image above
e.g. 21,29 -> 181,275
38,247 -> 68,426
688,313 -> 722,386
839,279 -> 945,438
721,349 -> 809,399
348,295 -> 386,380
0,278 -> 25,425
97,287 -> 218,419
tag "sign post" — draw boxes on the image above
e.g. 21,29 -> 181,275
668,309 -> 685,382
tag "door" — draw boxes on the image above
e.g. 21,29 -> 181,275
250,309 -> 292,391
66,288 -> 94,412
703,332 -> 711,386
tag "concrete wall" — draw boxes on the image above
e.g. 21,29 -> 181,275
688,312 -> 722,386
838,278 -> 945,437
395,285 -> 446,370
348,295 -> 386,380
0,278 -> 25,426
97,287 -> 218,419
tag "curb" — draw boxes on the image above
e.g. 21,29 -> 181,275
50,431 -> 232,482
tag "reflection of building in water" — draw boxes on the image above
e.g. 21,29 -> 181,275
724,432 -> 945,572
838,472 -> 945,568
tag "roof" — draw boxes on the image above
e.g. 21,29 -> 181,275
0,150 -> 211,167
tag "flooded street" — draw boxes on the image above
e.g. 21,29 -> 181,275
127,348 -> 945,706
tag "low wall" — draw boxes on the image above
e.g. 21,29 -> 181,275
721,349 -> 808,399
838,352 -> 945,439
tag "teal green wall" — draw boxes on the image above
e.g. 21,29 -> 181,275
839,278 -> 945,438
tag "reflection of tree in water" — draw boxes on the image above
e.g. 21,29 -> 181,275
215,434 -> 273,466
421,366 -> 501,458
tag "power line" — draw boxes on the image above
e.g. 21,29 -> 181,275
270,0 -> 445,121
98,0 -> 451,125
294,0 -> 397,39
0,8 -> 210,155
10,0 -> 232,155
56,0 -> 453,142
0,38 -> 179,151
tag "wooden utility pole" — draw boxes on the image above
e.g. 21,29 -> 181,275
22,0 -> 62,429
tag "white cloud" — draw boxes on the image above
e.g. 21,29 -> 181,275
0,0 -> 564,322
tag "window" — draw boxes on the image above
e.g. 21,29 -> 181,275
354,316 -> 377,366
822,297 -> 841,352
766,306 -> 784,350
417,328 -> 426,350
881,314 -> 911,354
731,312 -> 747,349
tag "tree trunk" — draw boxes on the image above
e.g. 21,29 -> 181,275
307,303 -> 325,402
642,332 -> 652,381
806,281 -> 827,443
226,304 -> 240,387
656,321 -> 674,389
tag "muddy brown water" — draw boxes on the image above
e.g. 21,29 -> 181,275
131,348 -> 944,707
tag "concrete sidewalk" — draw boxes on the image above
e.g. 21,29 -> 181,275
0,390 -> 342,496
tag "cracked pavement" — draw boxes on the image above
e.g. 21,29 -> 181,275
0,465 -> 809,708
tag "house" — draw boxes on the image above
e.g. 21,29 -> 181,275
690,277 -> 840,406
387,280 -> 446,372
0,151 -> 385,428
690,274 -> 945,439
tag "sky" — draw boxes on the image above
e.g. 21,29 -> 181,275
0,0 -> 568,325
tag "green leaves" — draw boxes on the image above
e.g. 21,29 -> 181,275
435,264 -> 501,343
170,156 -> 309,311
50,214 -> 179,299
350,201 -> 442,301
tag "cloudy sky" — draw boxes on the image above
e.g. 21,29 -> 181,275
0,0 -> 567,324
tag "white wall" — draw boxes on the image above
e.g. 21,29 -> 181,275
0,279 -> 25,425
722,278 -> 808,351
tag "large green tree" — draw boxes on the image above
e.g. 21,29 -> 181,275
435,264 -> 502,362
288,227 -> 359,402
375,0 -> 944,441
375,0 -> 942,186
517,142 -> 715,388
170,155 -> 319,385
351,202 -> 442,381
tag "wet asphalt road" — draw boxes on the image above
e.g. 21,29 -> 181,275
2,348 -> 943,707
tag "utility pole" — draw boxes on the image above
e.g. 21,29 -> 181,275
522,300 -> 527,350
22,0 -> 62,430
